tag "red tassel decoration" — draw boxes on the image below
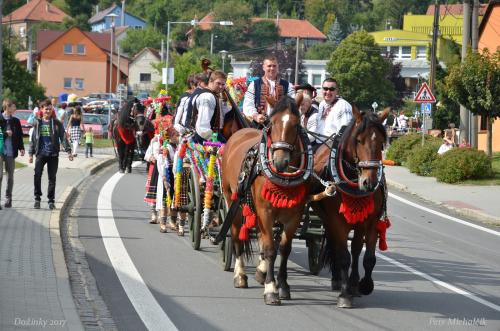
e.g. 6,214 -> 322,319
261,179 -> 305,209
230,192 -> 238,201
376,217 -> 391,251
339,193 -> 375,224
239,204 -> 258,241
239,226 -> 249,241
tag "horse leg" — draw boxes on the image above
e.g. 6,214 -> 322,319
335,230 -> 353,308
277,226 -> 295,300
359,223 -> 378,295
117,143 -> 125,173
255,233 -> 266,285
348,226 -> 364,297
262,229 -> 280,305
231,217 -> 248,288
126,144 -> 134,173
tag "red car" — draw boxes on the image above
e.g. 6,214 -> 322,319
15,109 -> 33,136
82,113 -> 104,138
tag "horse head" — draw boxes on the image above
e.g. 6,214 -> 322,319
343,106 -> 389,192
266,95 -> 302,173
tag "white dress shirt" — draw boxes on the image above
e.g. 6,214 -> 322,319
174,94 -> 190,134
242,78 -> 295,118
195,92 -> 231,140
315,98 -> 353,138
301,110 -> 319,143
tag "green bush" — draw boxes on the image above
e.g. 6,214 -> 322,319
386,133 -> 440,165
432,148 -> 492,183
406,141 -> 442,176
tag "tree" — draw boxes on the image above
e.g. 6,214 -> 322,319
2,0 -> 25,15
327,18 -> 343,45
119,27 -> 165,57
65,0 -> 99,18
326,30 -> 395,109
445,49 -> 500,157
305,0 -> 329,32
246,21 -> 280,49
304,42 -> 336,60
2,46 -> 45,108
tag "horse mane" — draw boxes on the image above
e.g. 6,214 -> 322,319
344,110 -> 387,146
118,98 -> 136,127
269,96 -> 300,118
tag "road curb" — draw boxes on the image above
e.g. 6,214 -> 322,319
386,179 -> 500,226
49,156 -> 116,329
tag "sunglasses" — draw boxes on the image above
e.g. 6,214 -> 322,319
322,86 -> 337,92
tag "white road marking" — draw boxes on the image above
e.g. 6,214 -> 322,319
98,170 -> 178,331
377,252 -> 500,313
389,192 -> 500,237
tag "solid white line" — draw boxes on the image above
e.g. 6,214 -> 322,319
389,192 -> 500,237
377,252 -> 500,313
98,171 -> 178,331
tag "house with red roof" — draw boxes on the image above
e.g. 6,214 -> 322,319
36,27 -> 129,97
187,12 -> 326,48
2,0 -> 70,43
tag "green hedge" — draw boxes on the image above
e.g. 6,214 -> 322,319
386,133 -> 441,165
406,141 -> 442,176
432,148 -> 492,183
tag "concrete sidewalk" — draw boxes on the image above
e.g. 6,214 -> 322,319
0,150 -> 115,330
384,165 -> 500,225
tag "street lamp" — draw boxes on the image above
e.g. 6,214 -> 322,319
106,13 -> 118,137
285,68 -> 293,82
219,50 -> 228,72
208,20 -> 233,54
166,19 -> 233,87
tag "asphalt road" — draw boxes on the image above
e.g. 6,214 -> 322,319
76,164 -> 500,331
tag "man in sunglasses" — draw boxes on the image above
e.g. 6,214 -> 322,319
243,55 -> 295,127
315,78 -> 352,138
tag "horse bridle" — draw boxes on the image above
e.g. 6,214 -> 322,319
328,122 -> 384,197
259,125 -> 313,187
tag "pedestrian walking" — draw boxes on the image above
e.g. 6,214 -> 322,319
0,99 -> 25,209
66,105 -> 85,156
28,99 -> 73,210
85,127 -> 94,158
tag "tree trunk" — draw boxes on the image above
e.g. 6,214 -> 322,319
487,115 -> 492,158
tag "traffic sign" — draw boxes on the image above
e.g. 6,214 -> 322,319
414,82 -> 436,103
371,101 -> 378,111
421,103 -> 432,115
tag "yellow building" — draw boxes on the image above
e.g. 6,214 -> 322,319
403,14 -> 465,45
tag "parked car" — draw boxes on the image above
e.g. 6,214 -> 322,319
82,113 -> 105,138
15,109 -> 33,136
83,100 -> 108,113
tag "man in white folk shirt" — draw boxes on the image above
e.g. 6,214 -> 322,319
193,70 -> 232,144
243,55 -> 295,127
315,78 -> 353,140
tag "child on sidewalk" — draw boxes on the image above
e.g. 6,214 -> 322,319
85,127 -> 94,158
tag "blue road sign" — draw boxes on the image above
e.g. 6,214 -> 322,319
421,103 -> 432,115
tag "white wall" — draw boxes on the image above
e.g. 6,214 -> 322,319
128,50 -> 161,93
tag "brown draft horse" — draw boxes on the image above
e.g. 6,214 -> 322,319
221,95 -> 313,305
311,106 -> 390,308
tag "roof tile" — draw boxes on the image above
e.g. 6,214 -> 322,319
2,0 -> 69,23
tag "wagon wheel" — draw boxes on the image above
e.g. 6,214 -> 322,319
217,195 -> 232,271
306,236 -> 324,276
187,166 -> 202,250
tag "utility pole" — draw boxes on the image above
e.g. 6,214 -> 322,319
429,0 -> 440,91
294,37 -> 299,85
0,0 -> 3,106
460,0 -> 471,145
27,28 -> 33,73
470,0 -> 479,148
160,39 -> 164,62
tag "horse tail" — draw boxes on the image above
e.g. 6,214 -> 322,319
321,235 -> 335,271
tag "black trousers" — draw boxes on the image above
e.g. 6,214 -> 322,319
85,143 -> 93,157
34,155 -> 59,203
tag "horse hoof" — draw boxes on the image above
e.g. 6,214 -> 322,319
264,292 -> 281,306
278,287 -> 291,300
126,168 -> 132,173
119,169 -> 125,173
337,295 -> 353,308
359,277 -> 374,295
233,275 -> 248,288
255,269 -> 266,285
331,279 -> 341,291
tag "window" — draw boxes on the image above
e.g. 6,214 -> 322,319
401,46 -> 411,59
416,46 -> 427,59
64,78 -> 72,89
64,44 -> 73,54
480,116 -> 488,131
140,73 -> 151,82
76,44 -> 86,55
75,78 -> 84,90
312,74 -> 322,86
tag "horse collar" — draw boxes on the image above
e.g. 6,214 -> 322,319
259,126 -> 313,187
